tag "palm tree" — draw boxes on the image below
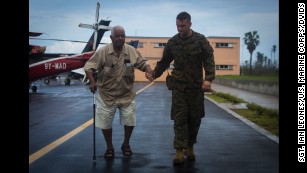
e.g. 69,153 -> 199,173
243,31 -> 260,75
264,56 -> 268,67
272,45 -> 277,67
270,48 -> 273,67
256,52 -> 264,67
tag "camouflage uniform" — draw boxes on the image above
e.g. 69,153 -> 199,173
154,30 -> 215,149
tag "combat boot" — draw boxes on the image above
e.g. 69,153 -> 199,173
173,149 -> 185,164
184,145 -> 195,161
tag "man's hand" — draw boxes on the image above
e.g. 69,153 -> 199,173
145,66 -> 155,81
88,82 -> 97,94
145,70 -> 155,81
85,71 -> 97,93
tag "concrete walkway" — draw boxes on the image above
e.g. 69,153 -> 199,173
211,83 -> 279,111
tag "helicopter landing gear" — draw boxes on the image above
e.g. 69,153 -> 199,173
64,78 -> 71,85
31,85 -> 37,92
44,78 -> 50,84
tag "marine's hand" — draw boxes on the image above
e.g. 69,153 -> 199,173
145,66 -> 155,81
202,80 -> 211,92
145,70 -> 155,81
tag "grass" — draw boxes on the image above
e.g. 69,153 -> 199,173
206,91 -> 279,136
215,75 -> 279,82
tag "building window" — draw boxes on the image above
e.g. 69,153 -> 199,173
154,43 -> 166,48
215,43 -> 233,48
138,42 -> 143,48
216,65 -> 233,70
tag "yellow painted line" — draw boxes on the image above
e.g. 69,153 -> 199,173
136,81 -> 155,94
29,119 -> 93,164
29,82 -> 154,165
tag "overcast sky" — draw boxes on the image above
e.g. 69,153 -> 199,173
29,0 -> 279,65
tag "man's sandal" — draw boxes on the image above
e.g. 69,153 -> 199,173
104,149 -> 115,159
121,144 -> 132,156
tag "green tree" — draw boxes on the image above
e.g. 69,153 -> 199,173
264,55 -> 268,67
271,44 -> 277,67
256,52 -> 264,67
243,31 -> 260,75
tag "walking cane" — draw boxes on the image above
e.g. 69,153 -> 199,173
93,93 -> 96,160
92,71 -> 98,161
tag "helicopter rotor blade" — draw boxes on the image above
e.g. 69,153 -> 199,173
95,2 -> 100,23
79,23 -> 94,29
29,37 -> 108,45
93,30 -> 98,51
98,25 -> 113,31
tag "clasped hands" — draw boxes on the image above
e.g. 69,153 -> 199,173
145,70 -> 155,82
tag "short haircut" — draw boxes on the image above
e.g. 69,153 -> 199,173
176,12 -> 191,21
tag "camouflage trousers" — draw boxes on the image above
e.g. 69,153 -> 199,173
171,89 -> 205,149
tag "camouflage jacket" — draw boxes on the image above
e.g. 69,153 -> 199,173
154,30 -> 215,89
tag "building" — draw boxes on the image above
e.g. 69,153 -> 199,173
126,36 -> 240,82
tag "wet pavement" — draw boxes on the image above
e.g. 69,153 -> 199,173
29,80 -> 279,173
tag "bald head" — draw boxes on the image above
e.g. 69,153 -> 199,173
110,25 -> 126,49
111,26 -> 125,37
